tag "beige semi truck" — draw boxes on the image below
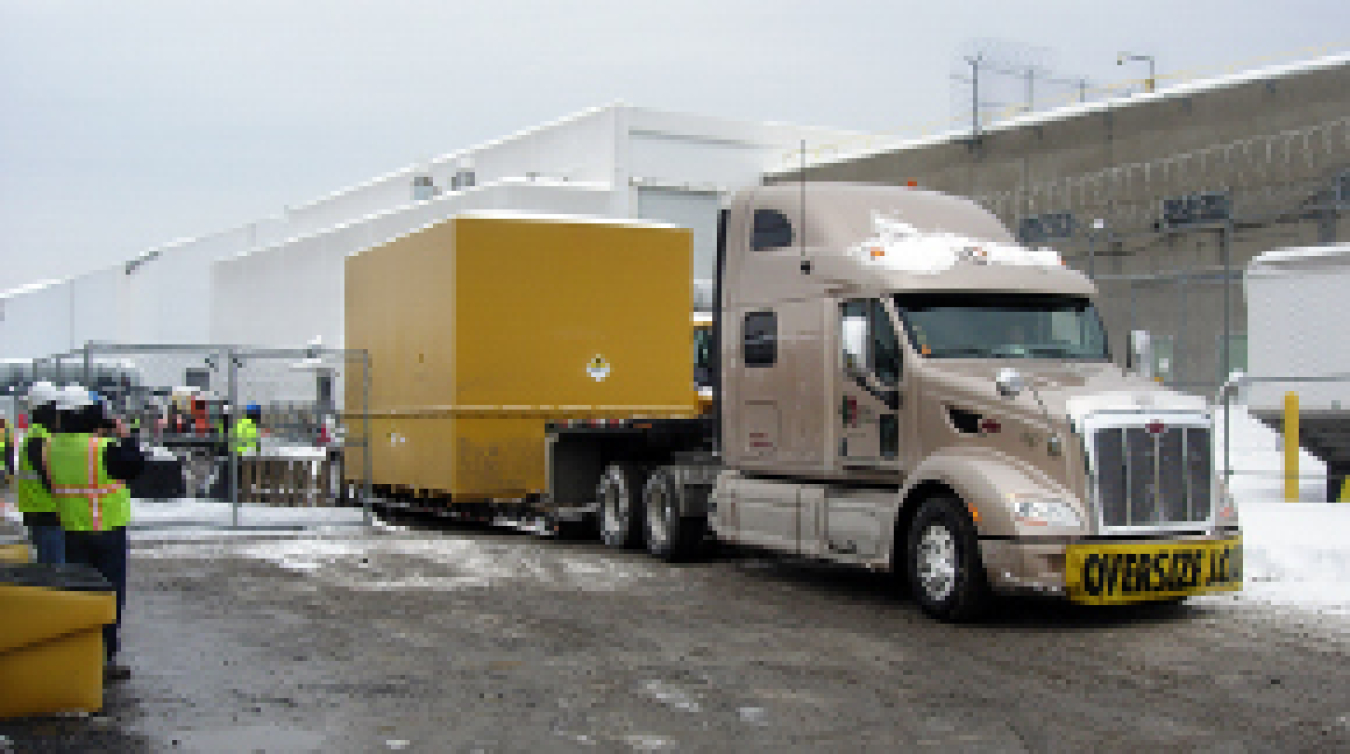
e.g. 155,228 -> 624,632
351,186 -> 1242,622
576,183 -> 1242,621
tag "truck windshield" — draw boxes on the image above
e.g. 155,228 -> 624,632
893,293 -> 1110,360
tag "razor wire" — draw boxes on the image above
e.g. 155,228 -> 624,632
974,115 -> 1350,233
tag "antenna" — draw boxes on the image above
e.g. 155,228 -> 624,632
800,139 -> 811,275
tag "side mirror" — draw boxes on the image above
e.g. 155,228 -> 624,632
1128,330 -> 1154,379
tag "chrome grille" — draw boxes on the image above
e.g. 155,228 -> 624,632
1092,424 -> 1212,528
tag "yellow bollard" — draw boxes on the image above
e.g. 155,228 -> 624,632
1284,391 -> 1299,503
1341,476 -> 1349,504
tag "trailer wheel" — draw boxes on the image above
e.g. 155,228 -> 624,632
643,468 -> 706,562
598,463 -> 645,549
906,495 -> 991,622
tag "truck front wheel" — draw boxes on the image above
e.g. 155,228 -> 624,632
906,496 -> 991,622
598,463 -> 644,549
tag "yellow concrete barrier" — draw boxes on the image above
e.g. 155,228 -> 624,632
0,569 -> 116,719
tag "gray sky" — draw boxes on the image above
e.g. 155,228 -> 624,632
2,0 -> 1346,293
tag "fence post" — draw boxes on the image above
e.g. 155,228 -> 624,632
229,348 -> 240,528
1283,391 -> 1299,503
362,351 -> 373,527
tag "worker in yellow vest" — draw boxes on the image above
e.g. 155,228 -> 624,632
0,417 -> 9,487
16,382 -> 64,564
41,385 -> 145,681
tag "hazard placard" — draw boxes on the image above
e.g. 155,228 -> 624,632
586,355 -> 611,382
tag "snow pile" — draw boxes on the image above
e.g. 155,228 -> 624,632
1227,502 -> 1350,616
1215,399 -> 1328,503
848,211 -> 1062,274
133,533 -> 660,594
1209,403 -> 1350,616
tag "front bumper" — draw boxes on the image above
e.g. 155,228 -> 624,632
979,533 -> 1243,603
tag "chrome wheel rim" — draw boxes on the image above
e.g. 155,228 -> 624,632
646,483 -> 670,547
601,481 -> 624,537
917,524 -> 957,602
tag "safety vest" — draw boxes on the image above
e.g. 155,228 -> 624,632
16,425 -> 57,514
45,433 -> 131,532
233,416 -> 259,455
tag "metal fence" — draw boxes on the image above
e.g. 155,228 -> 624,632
19,342 -> 372,530
1094,268 -> 1246,396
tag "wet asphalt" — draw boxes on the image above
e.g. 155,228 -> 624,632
2,512 -> 1349,754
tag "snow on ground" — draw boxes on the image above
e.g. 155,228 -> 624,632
1208,403 -> 1350,617
3,404 -> 1347,617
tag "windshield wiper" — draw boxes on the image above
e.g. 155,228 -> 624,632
926,346 -> 991,358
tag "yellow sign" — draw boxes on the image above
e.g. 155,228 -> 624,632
1065,537 -> 1242,605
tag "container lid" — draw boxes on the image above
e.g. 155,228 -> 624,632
0,563 -> 113,592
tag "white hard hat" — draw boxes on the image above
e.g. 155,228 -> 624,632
26,381 -> 60,406
56,384 -> 93,411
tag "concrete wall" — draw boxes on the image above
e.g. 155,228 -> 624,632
777,56 -> 1350,392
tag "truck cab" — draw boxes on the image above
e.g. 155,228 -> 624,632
710,183 -> 1242,620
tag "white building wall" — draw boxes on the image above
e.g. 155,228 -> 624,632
280,106 -> 623,241
211,180 -> 617,349
0,281 -> 72,357
121,226 -> 254,345
67,266 -> 123,348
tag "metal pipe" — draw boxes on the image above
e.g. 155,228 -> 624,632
362,350 -> 373,527
228,348 -> 239,529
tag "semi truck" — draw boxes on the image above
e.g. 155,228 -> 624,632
348,185 -> 1242,621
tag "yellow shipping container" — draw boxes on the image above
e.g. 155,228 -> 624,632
346,212 -> 696,502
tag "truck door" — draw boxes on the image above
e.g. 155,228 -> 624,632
836,298 -> 902,468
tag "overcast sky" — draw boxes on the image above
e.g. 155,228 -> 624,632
1,0 -> 1346,293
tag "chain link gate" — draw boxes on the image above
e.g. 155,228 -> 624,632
28,342 -> 371,531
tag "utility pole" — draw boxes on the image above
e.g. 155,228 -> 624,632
968,54 -> 983,138
1118,52 -> 1156,93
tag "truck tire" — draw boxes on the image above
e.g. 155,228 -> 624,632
906,495 -> 991,622
643,468 -> 706,562
598,463 -> 645,549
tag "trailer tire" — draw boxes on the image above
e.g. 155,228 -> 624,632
643,468 -> 706,562
598,463 -> 645,549
906,495 -> 991,623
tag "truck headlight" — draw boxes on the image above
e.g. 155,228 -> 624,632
1010,494 -> 1083,529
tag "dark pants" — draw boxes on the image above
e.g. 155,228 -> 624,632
28,523 -> 66,565
65,527 -> 128,662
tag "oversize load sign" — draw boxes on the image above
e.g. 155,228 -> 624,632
1065,538 -> 1242,605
